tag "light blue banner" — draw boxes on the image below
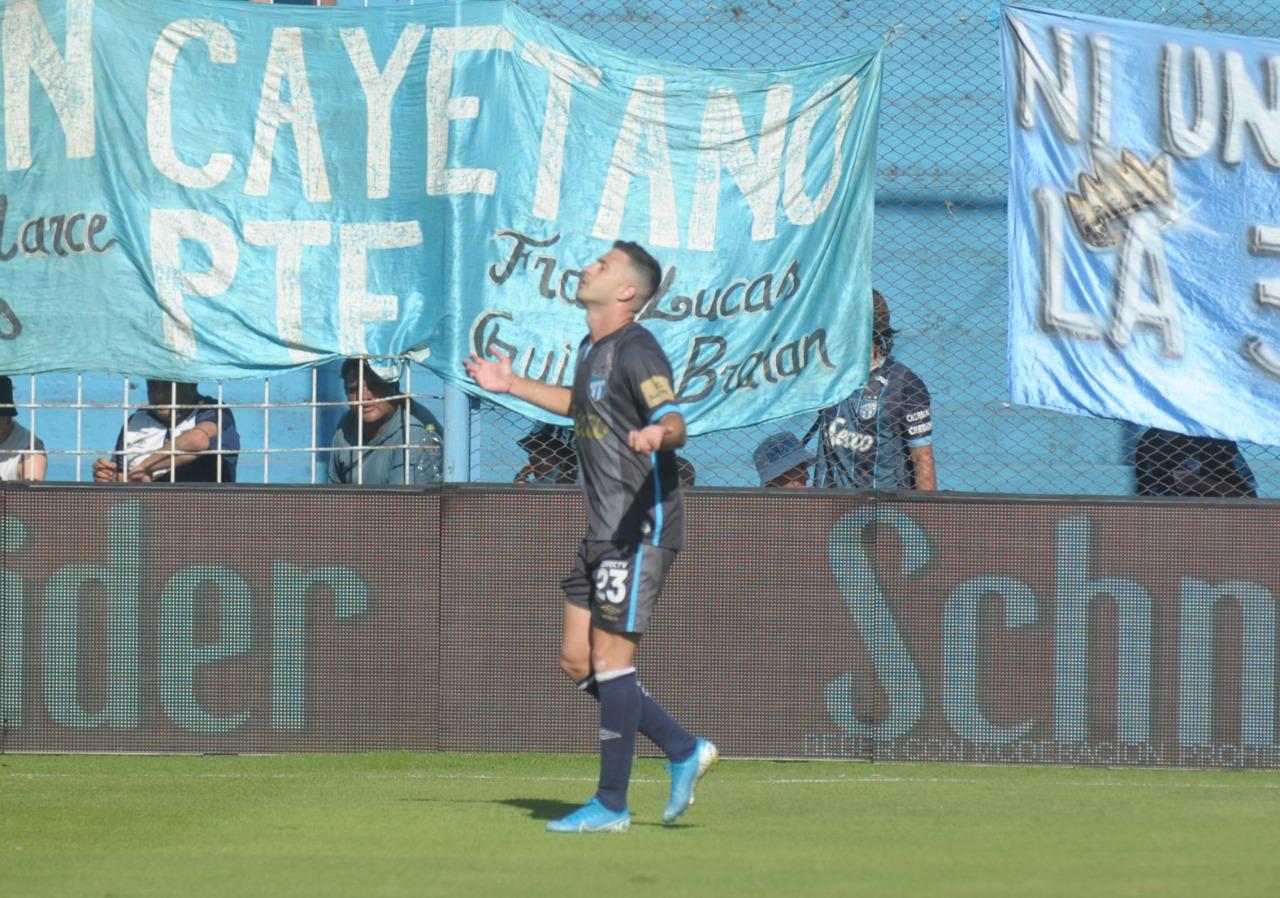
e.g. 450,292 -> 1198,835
0,0 -> 880,433
1001,4 -> 1280,446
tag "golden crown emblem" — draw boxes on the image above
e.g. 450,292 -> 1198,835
1064,149 -> 1175,248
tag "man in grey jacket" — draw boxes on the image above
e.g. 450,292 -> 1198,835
327,360 -> 442,485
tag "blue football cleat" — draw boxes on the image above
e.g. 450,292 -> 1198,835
546,797 -> 631,833
663,738 -> 719,824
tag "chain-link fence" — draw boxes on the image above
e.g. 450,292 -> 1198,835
462,0 -> 1280,496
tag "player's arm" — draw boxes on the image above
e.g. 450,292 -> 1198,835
909,443 -> 936,491
464,351 -> 572,417
628,411 -> 685,454
625,356 -> 685,453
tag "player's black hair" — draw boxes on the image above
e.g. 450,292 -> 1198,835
612,240 -> 662,303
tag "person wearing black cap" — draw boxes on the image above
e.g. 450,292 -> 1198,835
813,289 -> 937,490
514,423 -> 578,484
0,375 -> 47,481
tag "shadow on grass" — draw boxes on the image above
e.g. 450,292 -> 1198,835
498,798 -> 581,820
399,796 -> 698,829
396,796 -> 577,819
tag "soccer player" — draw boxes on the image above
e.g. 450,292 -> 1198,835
464,241 -> 717,833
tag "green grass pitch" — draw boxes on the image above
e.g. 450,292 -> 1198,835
3,752 -> 1277,898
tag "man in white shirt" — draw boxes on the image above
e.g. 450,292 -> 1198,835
0,375 -> 47,481
92,380 -> 239,483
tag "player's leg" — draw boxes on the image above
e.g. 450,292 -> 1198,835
592,543 -> 715,824
590,627 -> 642,816
549,543 -> 714,830
559,543 -> 596,691
621,545 -> 696,761
565,594 -> 695,762
546,625 -> 639,833
638,682 -> 695,757
623,544 -> 717,824
548,544 -> 632,833
582,543 -> 649,819
561,600 -> 593,685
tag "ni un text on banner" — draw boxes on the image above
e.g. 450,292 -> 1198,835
0,0 -> 881,433
1001,4 -> 1280,446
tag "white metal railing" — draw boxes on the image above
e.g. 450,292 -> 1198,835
0,363 -> 444,486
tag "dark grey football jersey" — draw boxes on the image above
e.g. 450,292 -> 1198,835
814,356 -> 933,489
571,322 -> 684,549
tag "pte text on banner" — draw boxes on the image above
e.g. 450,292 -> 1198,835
0,0 -> 881,433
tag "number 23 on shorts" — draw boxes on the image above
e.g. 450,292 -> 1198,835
592,559 -> 630,604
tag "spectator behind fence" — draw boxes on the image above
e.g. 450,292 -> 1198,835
814,289 -> 936,490
514,423 -> 578,483
753,431 -> 814,488
1134,427 -> 1257,498
329,359 -> 442,485
0,375 -> 47,481
93,380 -> 239,483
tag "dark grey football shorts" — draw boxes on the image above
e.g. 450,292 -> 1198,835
562,540 -> 677,634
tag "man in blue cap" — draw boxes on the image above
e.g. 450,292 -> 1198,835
753,431 -> 815,488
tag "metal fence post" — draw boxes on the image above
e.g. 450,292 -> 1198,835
443,382 -> 471,482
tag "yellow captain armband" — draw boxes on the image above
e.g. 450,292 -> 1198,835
640,375 -> 675,408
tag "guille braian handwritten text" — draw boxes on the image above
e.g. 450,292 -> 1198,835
477,229 -> 834,402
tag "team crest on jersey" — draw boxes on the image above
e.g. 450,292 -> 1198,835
589,374 -> 607,401
858,399 -> 879,420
